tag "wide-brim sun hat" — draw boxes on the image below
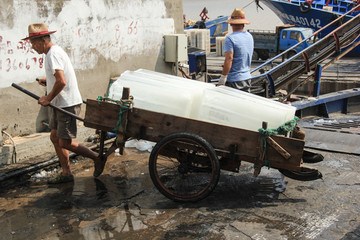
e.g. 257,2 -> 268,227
22,23 -> 56,40
226,8 -> 250,25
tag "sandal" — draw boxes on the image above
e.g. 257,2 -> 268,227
48,173 -> 74,184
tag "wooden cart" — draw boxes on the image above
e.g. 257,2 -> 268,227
12,84 -> 322,202
83,89 -> 322,202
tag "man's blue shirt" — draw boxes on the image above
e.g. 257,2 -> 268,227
223,31 -> 254,82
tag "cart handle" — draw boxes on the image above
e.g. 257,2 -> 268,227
11,83 -> 84,122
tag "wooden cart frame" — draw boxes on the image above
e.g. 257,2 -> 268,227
84,91 -> 321,202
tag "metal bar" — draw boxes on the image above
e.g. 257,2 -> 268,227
313,64 -> 322,97
313,5 -> 360,36
265,74 -> 275,96
333,32 -> 340,52
302,52 -> 310,72
322,36 -> 360,71
99,130 -> 107,157
11,83 -> 85,122
322,9 -> 360,39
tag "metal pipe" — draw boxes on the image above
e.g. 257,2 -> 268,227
11,83 -> 85,122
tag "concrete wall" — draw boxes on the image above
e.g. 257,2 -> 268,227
0,0 -> 184,137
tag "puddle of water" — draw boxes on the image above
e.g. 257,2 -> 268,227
1,148 -> 356,240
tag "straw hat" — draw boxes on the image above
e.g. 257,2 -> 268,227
226,8 -> 250,25
22,23 -> 56,40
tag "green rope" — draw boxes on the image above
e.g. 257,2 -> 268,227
96,96 -> 119,104
95,96 -> 132,134
255,117 -> 299,169
258,117 -> 299,137
113,102 -> 131,134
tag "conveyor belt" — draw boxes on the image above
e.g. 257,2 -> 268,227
250,6 -> 360,97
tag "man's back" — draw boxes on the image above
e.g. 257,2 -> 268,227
223,31 -> 254,82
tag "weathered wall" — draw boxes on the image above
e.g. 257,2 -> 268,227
0,0 -> 184,136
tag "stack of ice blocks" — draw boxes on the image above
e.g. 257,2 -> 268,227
108,69 -> 296,132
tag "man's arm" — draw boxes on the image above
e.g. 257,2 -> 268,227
38,69 -> 66,106
217,51 -> 233,86
222,51 -> 233,76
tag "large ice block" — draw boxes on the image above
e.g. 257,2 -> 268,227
109,77 -> 194,117
197,86 -> 296,131
133,69 -> 214,117
109,70 -> 214,118
109,69 -> 296,132
134,69 -> 213,89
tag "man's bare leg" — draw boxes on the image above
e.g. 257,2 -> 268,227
50,130 -> 72,176
59,138 -> 103,170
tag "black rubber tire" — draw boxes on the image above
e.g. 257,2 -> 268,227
300,2 -> 311,13
149,132 -> 220,202
278,167 -> 322,181
302,150 -> 324,164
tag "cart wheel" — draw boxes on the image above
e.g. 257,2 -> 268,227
149,132 -> 220,202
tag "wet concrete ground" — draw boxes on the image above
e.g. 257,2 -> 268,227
1,143 -> 359,240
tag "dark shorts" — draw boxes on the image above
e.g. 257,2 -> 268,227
49,104 -> 81,139
225,79 -> 252,93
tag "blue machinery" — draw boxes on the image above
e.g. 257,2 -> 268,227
188,49 -> 206,79
249,6 -> 360,117
292,88 -> 360,118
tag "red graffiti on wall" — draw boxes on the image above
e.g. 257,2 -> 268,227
1,57 -> 43,72
128,21 -> 138,35
115,24 -> 120,41
17,40 -> 34,54
0,36 -> 43,72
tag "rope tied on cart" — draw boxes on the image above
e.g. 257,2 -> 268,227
96,96 -> 133,134
96,96 -> 120,104
258,117 -> 299,137
256,117 -> 299,168
113,101 -> 132,134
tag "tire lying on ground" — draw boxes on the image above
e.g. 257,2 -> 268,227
278,167 -> 322,181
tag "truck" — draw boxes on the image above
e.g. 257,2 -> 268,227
249,25 -> 314,60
